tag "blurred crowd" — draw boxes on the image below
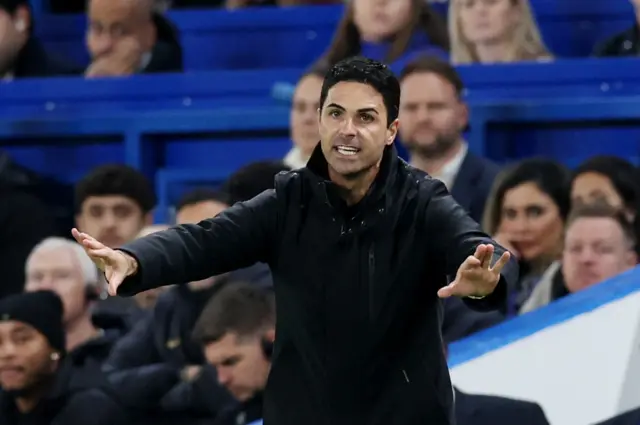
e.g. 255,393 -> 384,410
1,0 -> 640,424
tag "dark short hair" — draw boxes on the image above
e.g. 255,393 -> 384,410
193,282 -> 275,345
399,55 -> 464,97
74,164 -> 156,213
176,188 -> 229,212
572,155 -> 639,212
319,56 -> 400,126
221,160 -> 291,205
567,201 -> 636,248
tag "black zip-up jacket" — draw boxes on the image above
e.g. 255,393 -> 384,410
116,144 -> 517,425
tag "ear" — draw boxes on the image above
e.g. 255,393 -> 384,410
143,212 -> 154,226
265,328 -> 276,343
456,101 -> 469,132
386,119 -> 399,146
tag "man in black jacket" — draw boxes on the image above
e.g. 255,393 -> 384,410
193,282 -> 275,425
0,291 -> 129,425
73,56 -> 517,425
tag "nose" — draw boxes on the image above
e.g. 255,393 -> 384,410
339,118 -> 357,137
507,215 -> 529,236
92,33 -> 115,57
577,247 -> 596,265
415,105 -> 432,123
101,211 -> 118,229
216,368 -> 232,387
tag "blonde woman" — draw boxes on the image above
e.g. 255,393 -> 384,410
449,0 -> 551,64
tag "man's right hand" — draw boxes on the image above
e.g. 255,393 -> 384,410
71,228 -> 138,295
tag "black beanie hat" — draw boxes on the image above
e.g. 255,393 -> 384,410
0,291 -> 66,354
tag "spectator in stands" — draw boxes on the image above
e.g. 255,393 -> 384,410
75,164 -> 156,250
593,0 -> 640,57
75,164 -> 156,325
284,65 -> 326,169
520,202 -> 637,313
449,0 -> 551,64
398,55 -> 500,223
0,291 -> 129,425
483,159 -> 571,315
24,238 -> 124,368
132,224 -> 172,310
319,0 -> 449,74
570,156 -> 639,219
0,0 -> 78,80
193,282 -> 275,425
85,0 -> 183,78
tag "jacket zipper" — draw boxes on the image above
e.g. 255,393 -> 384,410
368,244 -> 375,321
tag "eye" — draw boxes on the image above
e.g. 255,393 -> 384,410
360,113 -> 374,122
328,110 -> 341,118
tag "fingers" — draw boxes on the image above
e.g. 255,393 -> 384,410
490,251 -> 511,275
481,244 -> 494,268
437,282 -> 455,298
106,272 -> 124,296
72,229 -> 106,252
473,244 -> 493,268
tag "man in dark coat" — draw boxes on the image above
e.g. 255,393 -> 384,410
0,291 -> 129,425
73,56 -> 517,425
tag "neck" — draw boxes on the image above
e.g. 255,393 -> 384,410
474,40 -> 511,63
410,139 -> 463,175
329,165 -> 380,206
65,314 -> 100,352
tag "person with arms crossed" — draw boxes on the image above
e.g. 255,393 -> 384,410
73,56 -> 516,425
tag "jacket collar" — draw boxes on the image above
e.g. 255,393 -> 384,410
305,142 -> 399,213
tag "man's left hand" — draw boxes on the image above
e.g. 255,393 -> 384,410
438,244 -> 510,299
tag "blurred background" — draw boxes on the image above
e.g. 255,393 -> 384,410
0,0 -> 639,424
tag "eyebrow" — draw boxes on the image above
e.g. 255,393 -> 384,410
326,103 -> 379,115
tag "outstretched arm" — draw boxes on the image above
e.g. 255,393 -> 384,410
423,180 -> 518,311
116,189 -> 280,296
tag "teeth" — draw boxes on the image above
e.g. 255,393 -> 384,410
336,146 -> 359,156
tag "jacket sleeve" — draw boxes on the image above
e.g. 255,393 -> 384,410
117,189 -> 280,296
423,180 -> 518,311
53,388 -> 131,425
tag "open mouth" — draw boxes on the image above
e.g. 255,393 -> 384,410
334,145 -> 360,156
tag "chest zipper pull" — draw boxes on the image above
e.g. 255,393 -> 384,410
402,369 -> 410,383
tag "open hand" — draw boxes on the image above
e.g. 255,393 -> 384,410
71,228 -> 137,295
437,244 -> 510,299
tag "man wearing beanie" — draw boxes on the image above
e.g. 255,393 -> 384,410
0,0 -> 78,79
0,291 -> 130,425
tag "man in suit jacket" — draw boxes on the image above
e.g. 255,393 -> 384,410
454,388 -> 550,425
398,56 -> 500,223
